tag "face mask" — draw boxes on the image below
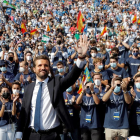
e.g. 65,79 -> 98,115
97,48 -> 100,51
136,83 -> 140,89
57,40 -> 61,45
91,53 -> 96,57
38,46 -> 42,50
86,87 -> 91,95
94,79 -> 101,86
26,56 -> 32,61
133,52 -> 139,57
19,67 -> 25,73
1,67 -> 7,72
138,69 -> 140,72
66,86 -> 72,93
110,62 -> 117,68
74,61 -> 76,64
12,89 -> 20,94
9,57 -> 13,61
114,85 -> 121,93
2,92 -> 10,99
18,46 -> 22,51
106,48 -> 111,52
126,68 -> 128,72
58,68 -> 64,73
98,65 -> 103,70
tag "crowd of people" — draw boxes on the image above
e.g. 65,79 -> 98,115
0,0 -> 140,140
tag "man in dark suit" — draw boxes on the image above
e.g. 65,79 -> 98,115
16,35 -> 89,140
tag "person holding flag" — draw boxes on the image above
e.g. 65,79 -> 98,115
76,68 -> 102,140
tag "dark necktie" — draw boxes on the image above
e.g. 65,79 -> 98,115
34,82 -> 43,132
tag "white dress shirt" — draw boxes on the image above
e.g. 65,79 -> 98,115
16,58 -> 86,139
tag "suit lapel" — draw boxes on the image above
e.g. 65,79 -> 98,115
26,82 -> 35,110
47,78 -> 54,105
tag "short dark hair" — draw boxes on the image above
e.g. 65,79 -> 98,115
110,56 -> 118,61
57,61 -> 64,66
12,81 -> 21,88
114,77 -> 122,82
90,47 -> 97,52
111,47 -> 119,53
134,74 -> 140,81
33,55 -> 50,67
0,85 -> 9,93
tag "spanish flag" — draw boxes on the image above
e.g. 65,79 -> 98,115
77,11 -> 85,33
47,24 -> 50,32
132,15 -> 137,23
77,75 -> 86,94
138,19 -> 140,25
30,29 -> 38,35
21,23 -> 27,34
100,26 -> 107,36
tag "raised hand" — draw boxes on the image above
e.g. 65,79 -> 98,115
75,35 -> 90,58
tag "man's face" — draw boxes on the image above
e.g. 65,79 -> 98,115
135,77 -> 140,84
93,74 -> 101,81
57,64 -> 64,69
95,61 -> 103,67
110,58 -> 117,64
20,62 -> 26,70
114,80 -> 121,87
33,59 -> 50,80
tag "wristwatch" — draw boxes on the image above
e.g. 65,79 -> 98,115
123,91 -> 128,94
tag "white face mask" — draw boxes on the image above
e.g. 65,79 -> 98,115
38,46 -> 42,50
26,56 -> 32,61
91,53 -> 96,57
19,67 -> 25,73
12,89 -> 20,94
94,79 -> 101,86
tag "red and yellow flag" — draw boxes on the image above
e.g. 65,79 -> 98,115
47,24 -> 50,32
21,23 -> 27,34
132,15 -> 137,23
30,29 -> 38,35
77,75 -> 86,94
100,26 -> 107,36
77,11 -> 85,33
138,19 -> 140,25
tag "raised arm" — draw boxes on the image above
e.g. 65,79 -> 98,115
60,35 -> 89,92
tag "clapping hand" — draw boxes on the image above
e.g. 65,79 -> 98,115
75,35 -> 89,58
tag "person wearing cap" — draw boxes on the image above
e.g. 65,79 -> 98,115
76,79 -> 101,140
102,77 -> 131,140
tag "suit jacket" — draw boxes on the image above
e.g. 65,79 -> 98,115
17,65 -> 83,140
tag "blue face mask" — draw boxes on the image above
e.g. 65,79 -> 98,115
18,47 -> 22,51
136,83 -> 140,89
98,65 -> 103,70
86,88 -> 91,95
126,68 -> 128,72
66,86 -> 72,93
114,86 -> 121,93
106,48 -> 111,52
138,69 -> 140,72
58,68 -> 64,73
133,52 -> 139,57
110,62 -> 117,68
97,47 -> 100,51
1,67 -> 7,72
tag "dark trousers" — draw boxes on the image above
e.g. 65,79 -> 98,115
129,125 -> 140,137
81,128 -> 102,140
29,131 -> 61,140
